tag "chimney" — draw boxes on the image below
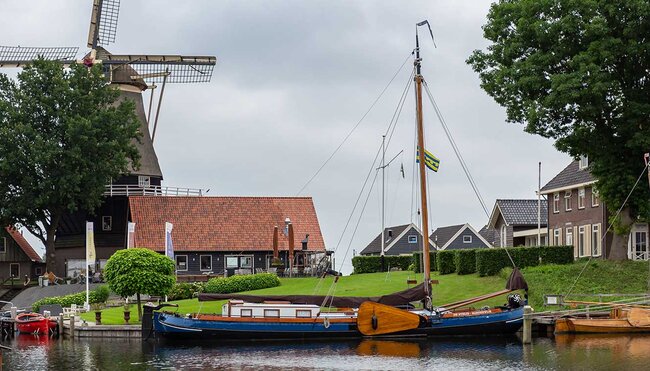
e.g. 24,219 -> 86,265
301,234 -> 309,251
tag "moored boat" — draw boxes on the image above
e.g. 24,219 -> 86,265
555,307 -> 650,334
15,313 -> 58,335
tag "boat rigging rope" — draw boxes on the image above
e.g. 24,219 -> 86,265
296,52 -> 413,196
564,161 -> 650,299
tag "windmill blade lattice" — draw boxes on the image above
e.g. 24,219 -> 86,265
0,46 -> 79,67
88,0 -> 121,48
104,54 -> 216,83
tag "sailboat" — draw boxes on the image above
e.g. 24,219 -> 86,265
150,21 -> 527,341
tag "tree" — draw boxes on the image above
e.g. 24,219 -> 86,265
0,59 -> 140,272
103,248 -> 176,320
467,0 -> 650,258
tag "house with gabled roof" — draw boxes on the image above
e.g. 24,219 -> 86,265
1,227 -> 45,280
129,196 -> 328,276
359,223 -> 435,256
487,199 -> 548,247
539,157 -> 649,261
430,224 -> 492,250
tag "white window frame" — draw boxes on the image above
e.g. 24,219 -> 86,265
241,309 -> 252,317
407,235 -> 418,244
264,309 -> 280,318
138,176 -> 151,187
102,216 -> 112,231
9,263 -> 19,278
578,226 -> 586,257
578,188 -> 585,209
226,256 -> 239,268
240,256 -> 253,268
463,235 -> 472,244
0,237 -> 6,253
553,229 -> 561,245
592,224 -> 601,257
296,309 -> 312,318
500,225 -> 507,247
565,191 -> 572,211
591,189 -> 599,207
175,255 -> 188,271
200,255 -> 212,271
553,193 -> 560,213
579,156 -> 589,170
566,228 -> 573,247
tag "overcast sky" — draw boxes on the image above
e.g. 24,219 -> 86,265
1,0 -> 570,274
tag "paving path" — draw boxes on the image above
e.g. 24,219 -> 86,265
4,283 -> 103,310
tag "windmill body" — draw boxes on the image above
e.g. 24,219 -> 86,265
0,0 -> 215,276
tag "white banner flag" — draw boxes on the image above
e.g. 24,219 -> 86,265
165,222 -> 174,259
127,222 -> 136,249
86,222 -> 96,266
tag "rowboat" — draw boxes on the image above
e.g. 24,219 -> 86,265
555,307 -> 650,334
15,313 -> 58,335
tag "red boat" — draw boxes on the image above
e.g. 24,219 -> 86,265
15,313 -> 58,334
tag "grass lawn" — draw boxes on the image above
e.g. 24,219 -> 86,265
81,271 -> 510,325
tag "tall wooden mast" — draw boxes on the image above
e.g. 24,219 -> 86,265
414,26 -> 431,294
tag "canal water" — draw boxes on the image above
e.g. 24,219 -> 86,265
2,334 -> 650,370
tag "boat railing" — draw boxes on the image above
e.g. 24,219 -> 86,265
104,184 -> 204,197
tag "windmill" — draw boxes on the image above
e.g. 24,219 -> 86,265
0,0 -> 216,185
0,0 -> 216,275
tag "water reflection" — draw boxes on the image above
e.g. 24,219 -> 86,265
4,334 -> 650,370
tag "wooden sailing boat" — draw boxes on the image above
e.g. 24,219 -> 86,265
555,301 -> 650,334
150,21 -> 527,341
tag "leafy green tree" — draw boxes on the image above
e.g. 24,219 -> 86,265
467,0 -> 650,258
0,59 -> 140,271
104,248 -> 176,320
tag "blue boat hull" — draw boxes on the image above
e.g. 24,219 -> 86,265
153,306 -> 523,341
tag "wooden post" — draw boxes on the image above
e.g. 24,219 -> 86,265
523,305 -> 533,344
288,223 -> 295,278
58,315 -> 64,338
69,315 -> 75,338
273,226 -> 279,259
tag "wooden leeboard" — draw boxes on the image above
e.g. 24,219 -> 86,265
357,302 -> 421,336
627,308 -> 650,327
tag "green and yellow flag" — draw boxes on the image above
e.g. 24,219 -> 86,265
416,148 -> 440,172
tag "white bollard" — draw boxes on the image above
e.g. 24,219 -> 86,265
523,305 -> 533,344
10,307 -> 16,319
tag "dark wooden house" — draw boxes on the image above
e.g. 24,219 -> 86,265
128,196 -> 328,276
0,227 -> 45,280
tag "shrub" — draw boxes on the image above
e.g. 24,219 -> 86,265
204,273 -> 280,294
167,282 -> 206,301
476,248 -> 513,276
32,285 -> 110,312
351,255 -> 412,273
539,245 -> 574,264
411,252 -> 437,273
437,250 -> 456,275
455,249 -> 477,275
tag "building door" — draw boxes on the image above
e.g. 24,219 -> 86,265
10,263 -> 19,278
633,225 -> 648,261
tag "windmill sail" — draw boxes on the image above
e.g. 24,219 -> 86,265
88,0 -> 121,48
0,46 -> 78,67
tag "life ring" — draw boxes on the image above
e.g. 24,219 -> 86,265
323,317 -> 330,329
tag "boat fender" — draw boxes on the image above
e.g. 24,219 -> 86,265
323,317 -> 330,329
371,313 -> 378,330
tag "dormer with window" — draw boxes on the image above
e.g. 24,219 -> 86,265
579,156 -> 589,170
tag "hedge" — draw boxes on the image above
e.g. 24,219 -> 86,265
540,245 -> 574,265
437,250 -> 456,275
351,255 -> 412,274
476,245 -> 574,276
411,252 -> 437,273
455,249 -> 476,275
32,285 -> 111,312
204,273 -> 280,294
167,282 -> 206,301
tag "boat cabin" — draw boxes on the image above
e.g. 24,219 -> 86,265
222,300 -> 320,319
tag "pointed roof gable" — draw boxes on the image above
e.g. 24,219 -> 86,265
431,223 -> 492,250
359,224 -> 412,255
5,227 -> 43,263
488,199 -> 548,228
540,160 -> 595,194
129,196 -> 325,252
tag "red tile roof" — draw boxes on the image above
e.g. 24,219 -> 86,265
5,227 -> 43,263
129,196 -> 326,252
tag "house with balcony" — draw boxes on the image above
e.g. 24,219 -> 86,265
540,157 -> 625,259
486,199 -> 548,247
